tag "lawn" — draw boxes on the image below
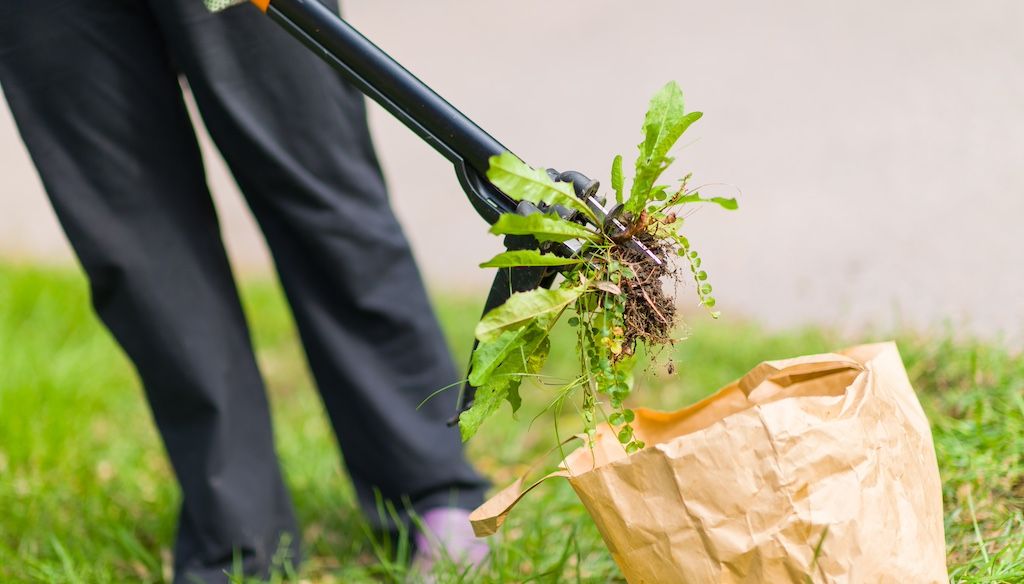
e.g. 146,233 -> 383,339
0,263 -> 1021,583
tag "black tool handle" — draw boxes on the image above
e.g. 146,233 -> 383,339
266,0 -> 518,218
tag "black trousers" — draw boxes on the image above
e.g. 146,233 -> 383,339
0,1 -> 486,581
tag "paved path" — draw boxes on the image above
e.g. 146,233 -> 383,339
2,0 -> 1022,340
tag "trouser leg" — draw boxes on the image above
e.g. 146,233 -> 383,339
0,3 -> 297,581
147,0 -> 489,526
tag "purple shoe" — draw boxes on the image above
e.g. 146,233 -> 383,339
411,507 -> 490,578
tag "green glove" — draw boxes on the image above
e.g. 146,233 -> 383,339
203,0 -> 248,12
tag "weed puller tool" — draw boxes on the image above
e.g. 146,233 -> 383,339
206,0 -> 662,423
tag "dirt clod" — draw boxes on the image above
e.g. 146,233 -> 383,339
613,233 -> 678,355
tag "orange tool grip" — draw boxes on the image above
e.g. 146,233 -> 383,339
251,0 -> 270,12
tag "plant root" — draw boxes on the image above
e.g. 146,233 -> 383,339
612,233 -> 679,357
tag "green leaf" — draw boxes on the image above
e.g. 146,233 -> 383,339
458,383 -> 506,441
469,314 -> 553,387
638,82 -> 688,160
611,154 -> 625,204
469,326 -> 533,387
479,250 -> 584,269
525,335 -> 550,375
460,321 -> 552,441
627,81 -> 702,212
617,426 -> 633,443
488,213 -> 598,243
486,153 -> 597,222
474,287 -> 585,342
500,322 -> 551,414
676,192 -> 739,210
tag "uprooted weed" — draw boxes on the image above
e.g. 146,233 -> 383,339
461,81 -> 737,449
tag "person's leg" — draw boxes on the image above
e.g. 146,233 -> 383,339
147,0 -> 489,526
0,3 -> 297,581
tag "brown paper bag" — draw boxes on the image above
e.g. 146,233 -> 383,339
470,342 -> 948,583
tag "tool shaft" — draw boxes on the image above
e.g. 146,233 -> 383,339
266,0 -> 508,178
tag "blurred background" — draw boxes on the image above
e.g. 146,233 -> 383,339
3,2 -> 1023,581
2,0 -> 1022,338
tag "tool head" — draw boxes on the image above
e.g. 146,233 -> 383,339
546,169 -> 663,267
450,168 -> 664,426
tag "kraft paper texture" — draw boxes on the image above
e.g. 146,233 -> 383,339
471,342 -> 948,583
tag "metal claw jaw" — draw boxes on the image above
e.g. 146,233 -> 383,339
545,170 -> 663,267
545,169 -> 663,266
599,203 -> 663,266
548,169 -> 602,202
449,168 -> 662,427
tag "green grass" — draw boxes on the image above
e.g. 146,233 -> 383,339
0,263 -> 1021,583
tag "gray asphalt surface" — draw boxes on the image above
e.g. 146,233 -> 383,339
2,0 -> 1022,340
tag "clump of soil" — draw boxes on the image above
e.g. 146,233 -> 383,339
612,232 -> 678,354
